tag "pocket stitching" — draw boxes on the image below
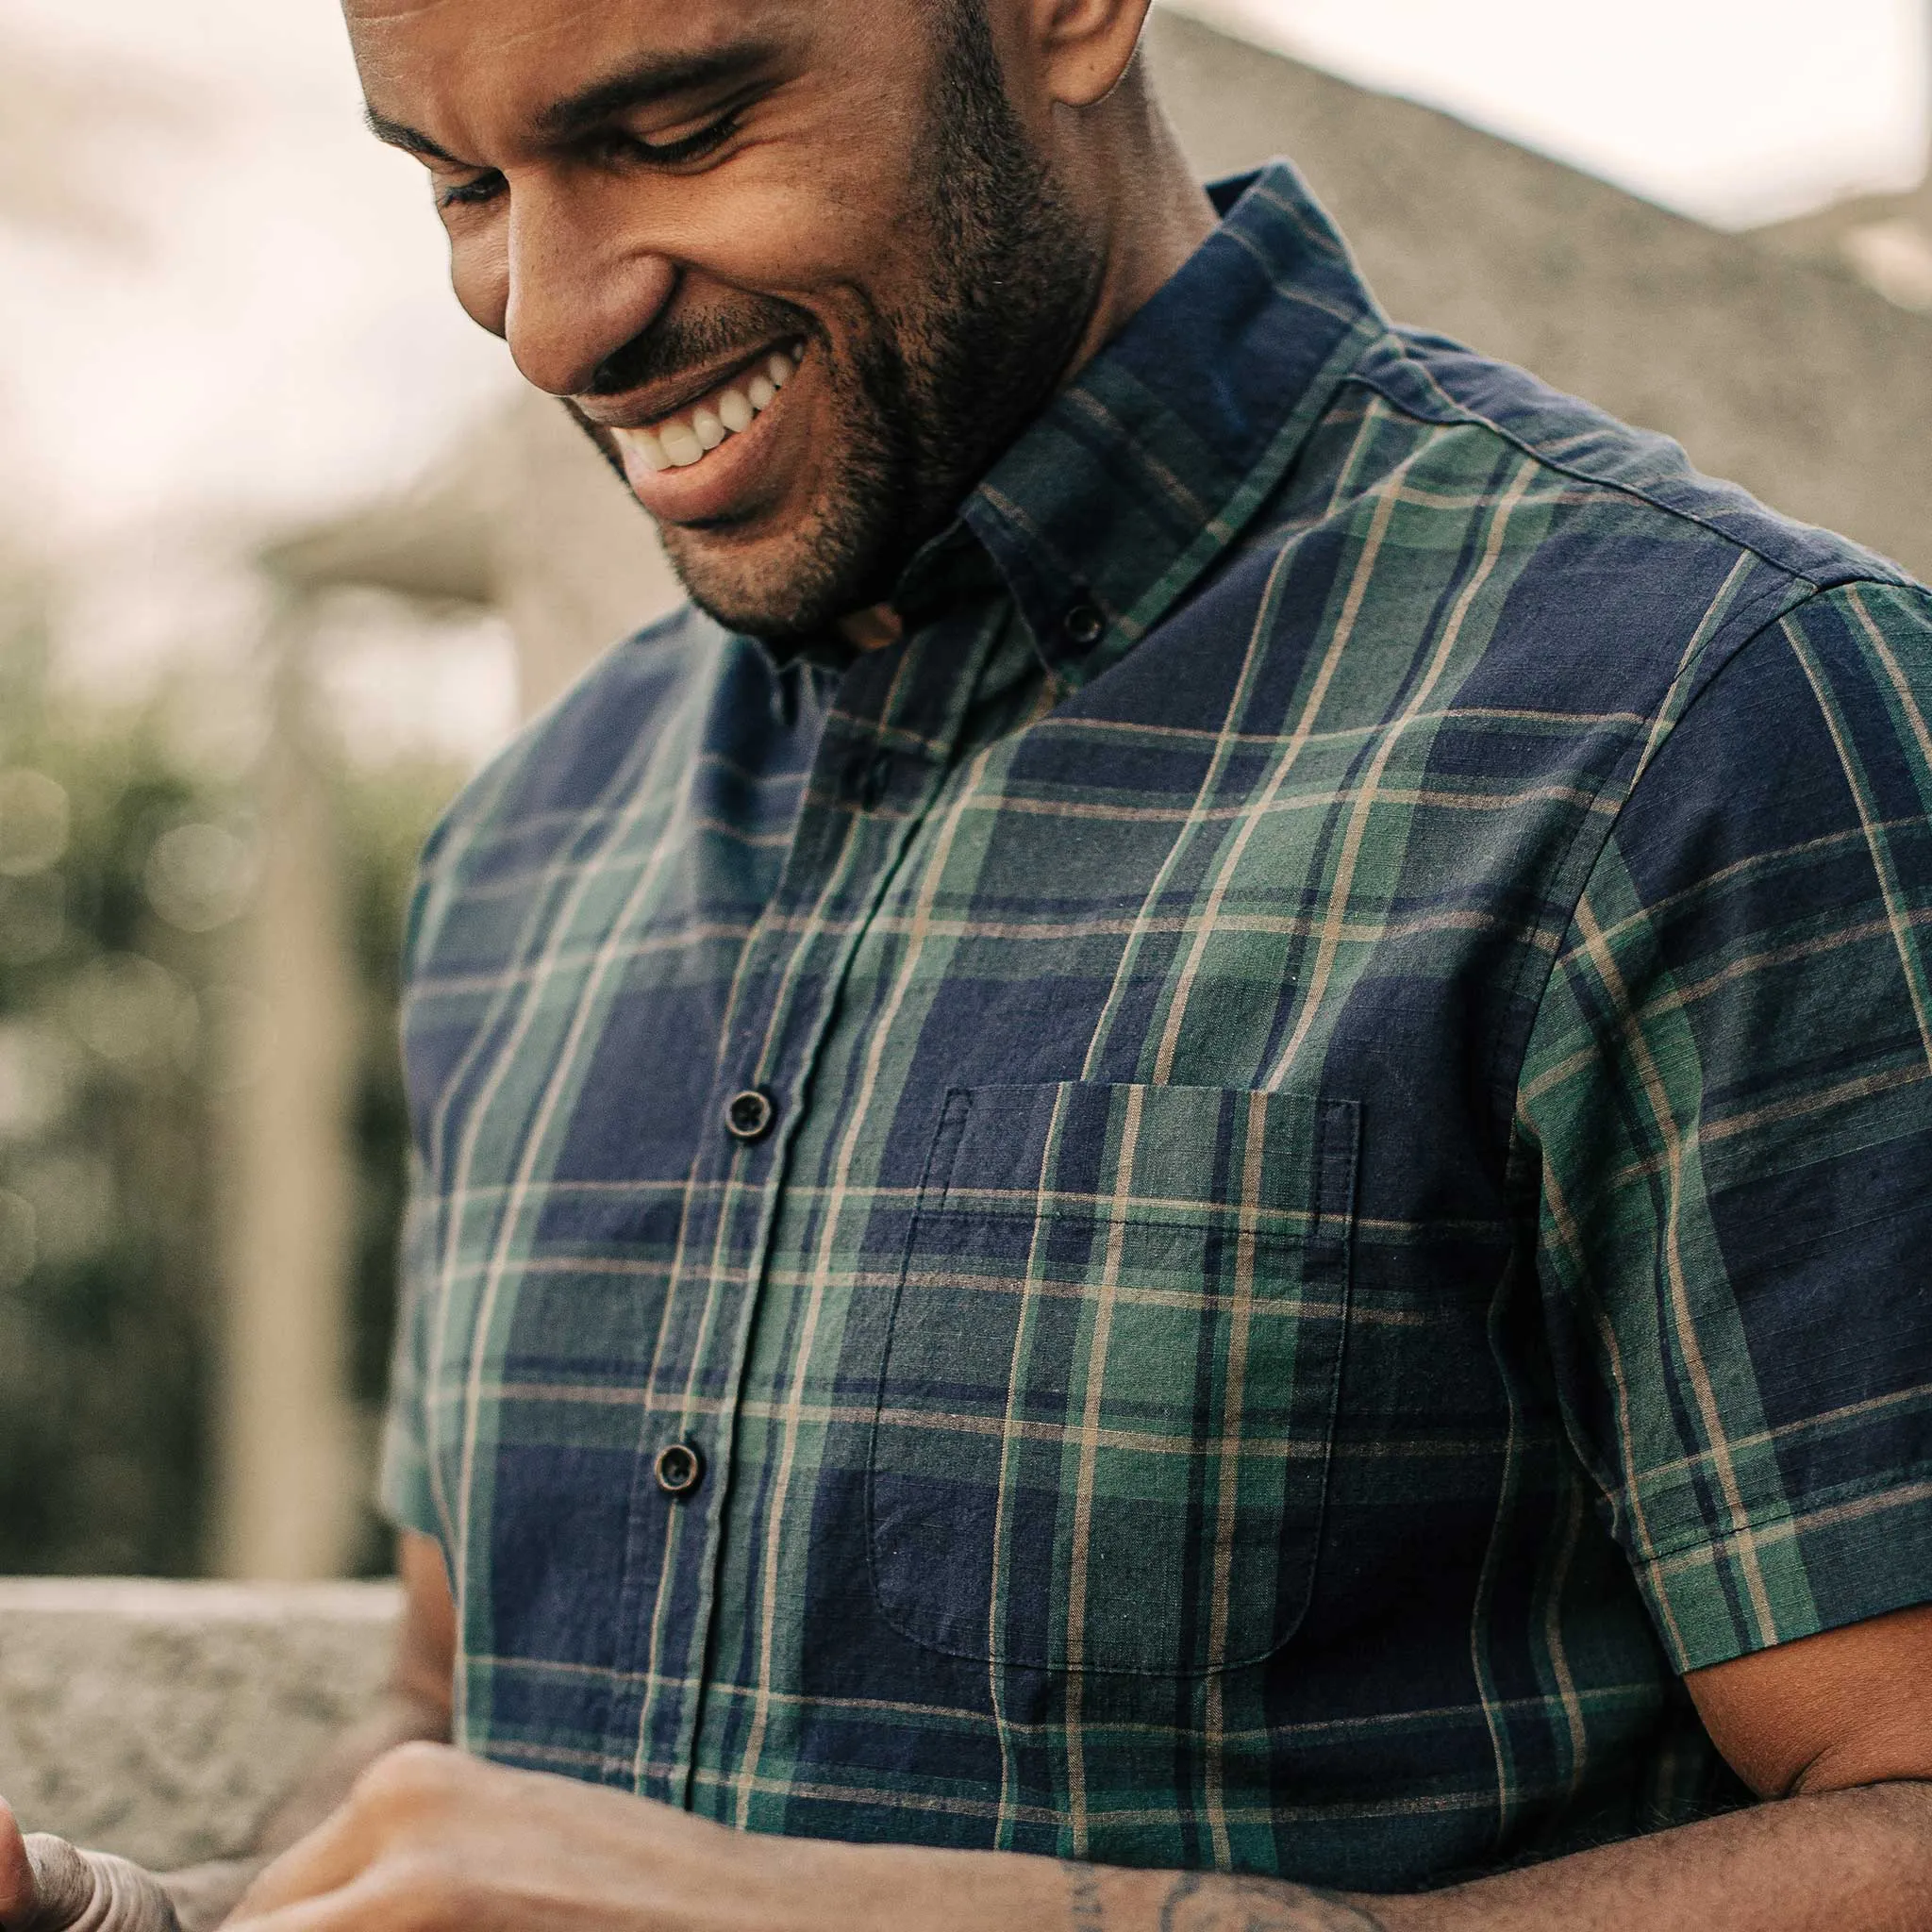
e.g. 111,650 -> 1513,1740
865,1084 -> 1359,1677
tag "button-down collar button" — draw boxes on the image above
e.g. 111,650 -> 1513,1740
654,1441 -> 704,1497
1062,602 -> 1105,647
724,1087 -> 775,1141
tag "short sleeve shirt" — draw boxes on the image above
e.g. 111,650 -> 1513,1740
381,164 -> 1932,1891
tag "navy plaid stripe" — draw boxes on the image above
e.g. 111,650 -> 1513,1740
381,165 -> 1932,1890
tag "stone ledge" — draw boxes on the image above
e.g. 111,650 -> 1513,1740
0,1579 -> 399,1871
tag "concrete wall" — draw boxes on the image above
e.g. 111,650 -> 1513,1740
0,1581 -> 394,1870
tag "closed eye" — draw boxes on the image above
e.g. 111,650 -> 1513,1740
433,105 -> 742,211
438,171 -> 505,209
587,106 -> 744,170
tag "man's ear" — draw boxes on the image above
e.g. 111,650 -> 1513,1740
1021,0 -> 1154,108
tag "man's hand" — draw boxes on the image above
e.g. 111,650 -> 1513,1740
0,1536 -> 457,1932
226,1743 -> 894,1932
0,1803 -> 178,1932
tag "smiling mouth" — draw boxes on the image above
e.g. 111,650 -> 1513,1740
608,340 -> 804,474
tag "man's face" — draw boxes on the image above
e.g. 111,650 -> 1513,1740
347,0 -> 1103,640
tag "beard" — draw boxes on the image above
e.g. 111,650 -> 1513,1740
598,1 -> 1105,642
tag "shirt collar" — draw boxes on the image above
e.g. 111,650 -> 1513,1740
896,160 -> 1391,688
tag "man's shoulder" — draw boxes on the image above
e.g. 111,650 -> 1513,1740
1349,324 -> 1916,601
1230,322 -> 1932,736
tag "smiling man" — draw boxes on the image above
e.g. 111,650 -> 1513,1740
6,0 -> 1932,1928
367,0 -> 1176,645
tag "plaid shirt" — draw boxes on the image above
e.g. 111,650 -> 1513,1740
383,164 -> 1932,1890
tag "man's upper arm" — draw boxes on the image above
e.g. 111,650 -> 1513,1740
1687,1601 -> 1932,1797
1519,578 -> 1932,1682
391,1530 -> 458,1724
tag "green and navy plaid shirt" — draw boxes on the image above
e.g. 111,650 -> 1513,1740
382,164 -> 1932,1890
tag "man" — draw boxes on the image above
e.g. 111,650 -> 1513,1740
6,0 -> 1931,1925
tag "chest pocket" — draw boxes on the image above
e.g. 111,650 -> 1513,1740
867,1080 -> 1358,1676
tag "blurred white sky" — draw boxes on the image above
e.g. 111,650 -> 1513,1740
0,0 -> 1926,552
1183,0 -> 1929,225
0,0 -> 512,547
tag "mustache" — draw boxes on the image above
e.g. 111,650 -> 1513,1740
584,296 -> 814,398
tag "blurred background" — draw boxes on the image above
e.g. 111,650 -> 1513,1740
0,0 -> 1927,1581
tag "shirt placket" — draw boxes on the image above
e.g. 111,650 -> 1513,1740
617,607 -> 1007,1804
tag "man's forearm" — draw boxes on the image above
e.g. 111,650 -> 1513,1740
159,1689 -> 450,1932
1059,1781 -> 1932,1932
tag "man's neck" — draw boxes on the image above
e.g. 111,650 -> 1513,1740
833,89 -> 1216,658
1052,81 -> 1220,397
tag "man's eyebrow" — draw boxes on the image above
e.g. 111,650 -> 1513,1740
363,108 -> 466,167
533,41 -> 782,140
359,41 -> 779,168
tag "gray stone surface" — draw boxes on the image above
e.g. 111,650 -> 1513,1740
0,1580 -> 396,1871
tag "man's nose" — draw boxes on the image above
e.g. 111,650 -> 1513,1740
500,181 -> 678,399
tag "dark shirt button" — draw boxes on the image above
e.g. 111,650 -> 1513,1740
654,1441 -> 704,1498
1063,602 -> 1105,646
724,1087 -> 775,1141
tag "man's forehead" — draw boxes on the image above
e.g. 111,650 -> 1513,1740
345,0 -> 789,125
343,0 -> 757,41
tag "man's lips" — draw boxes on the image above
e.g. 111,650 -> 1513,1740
601,339 -> 807,522
584,339 -> 802,465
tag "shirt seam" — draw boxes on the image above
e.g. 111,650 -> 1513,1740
1345,357 -> 1907,596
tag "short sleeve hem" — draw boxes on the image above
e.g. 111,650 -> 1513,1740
1632,1474 -> 1932,1674
377,1410 -> 442,1542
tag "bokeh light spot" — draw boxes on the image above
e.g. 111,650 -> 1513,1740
145,821 -> 258,932
0,768 -> 71,877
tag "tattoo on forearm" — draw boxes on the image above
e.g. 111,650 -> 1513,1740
1157,1872 -> 1389,1932
1063,1861 -> 1108,1932
1059,1862 -> 1386,1932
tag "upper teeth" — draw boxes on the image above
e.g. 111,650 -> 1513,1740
617,346 -> 800,474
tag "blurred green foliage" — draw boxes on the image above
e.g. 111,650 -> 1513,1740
0,569 -> 457,1575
